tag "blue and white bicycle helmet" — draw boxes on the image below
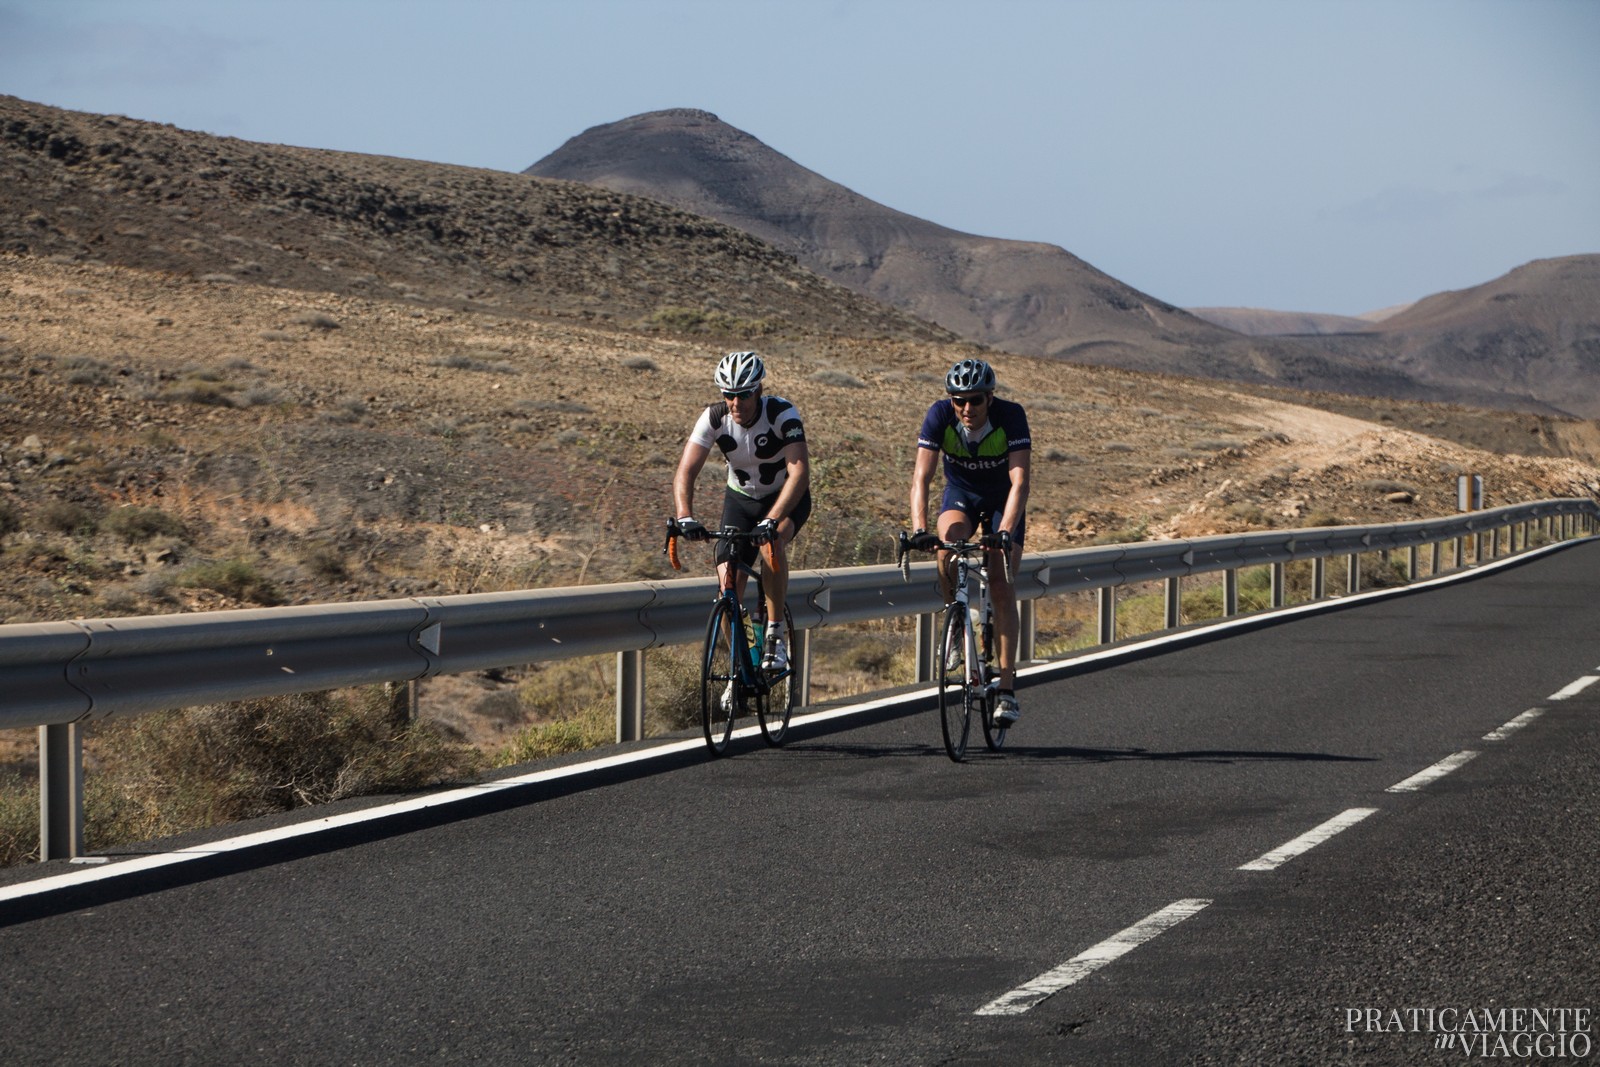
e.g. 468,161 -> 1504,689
714,350 -> 765,392
945,358 -> 996,394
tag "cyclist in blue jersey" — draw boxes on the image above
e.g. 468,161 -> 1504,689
674,351 -> 811,672
908,358 -> 1031,727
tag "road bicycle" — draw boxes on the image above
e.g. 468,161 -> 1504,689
666,520 -> 796,756
898,531 -> 1012,762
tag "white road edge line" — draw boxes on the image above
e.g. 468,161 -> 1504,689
1549,676 -> 1599,701
1238,807 -> 1379,872
1,735 -> 712,905
975,898 -> 1213,1017
1484,708 -> 1544,741
1386,750 -> 1479,793
4,538 -> 1579,904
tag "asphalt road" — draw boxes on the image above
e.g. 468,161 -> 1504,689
4,540 -> 1598,1065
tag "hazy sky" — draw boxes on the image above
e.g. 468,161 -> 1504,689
2,0 -> 1596,316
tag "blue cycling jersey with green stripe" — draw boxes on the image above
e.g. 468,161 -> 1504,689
916,396 -> 1031,494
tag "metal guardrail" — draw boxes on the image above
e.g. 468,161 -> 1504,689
6,498 -> 1596,860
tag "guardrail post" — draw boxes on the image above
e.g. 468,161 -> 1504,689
39,722 -> 85,861
792,628 -> 812,707
1223,568 -> 1238,617
1312,557 -> 1326,600
1018,599 -> 1036,663
1431,540 -> 1441,576
1271,561 -> 1286,608
616,650 -> 644,742
914,612 -> 937,682
1164,576 -> 1181,629
1347,553 -> 1361,595
385,680 -> 417,722
1098,587 -> 1115,644
1407,544 -> 1419,582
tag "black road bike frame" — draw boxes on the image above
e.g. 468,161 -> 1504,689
667,520 -> 796,757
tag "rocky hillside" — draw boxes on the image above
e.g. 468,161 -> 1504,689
527,110 -> 1600,420
1366,256 -> 1600,419
0,94 -> 953,345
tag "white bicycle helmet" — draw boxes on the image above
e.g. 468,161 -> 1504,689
945,358 -> 996,394
714,350 -> 765,392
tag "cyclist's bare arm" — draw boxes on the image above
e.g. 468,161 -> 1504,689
910,446 -> 939,532
672,440 -> 712,519
765,440 -> 810,533
997,448 -> 1031,541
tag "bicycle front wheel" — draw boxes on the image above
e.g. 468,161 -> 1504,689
936,607 -> 970,761
700,599 -> 741,757
979,613 -> 1007,751
757,605 -> 796,746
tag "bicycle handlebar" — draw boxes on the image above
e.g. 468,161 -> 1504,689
664,518 -> 779,573
895,530 -> 1014,585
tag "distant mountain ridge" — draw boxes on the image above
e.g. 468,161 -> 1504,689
1355,256 -> 1600,418
526,109 -> 1240,362
1186,308 -> 1383,336
527,109 -> 1600,420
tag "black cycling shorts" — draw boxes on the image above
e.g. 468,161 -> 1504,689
939,484 -> 1025,549
716,488 -> 812,566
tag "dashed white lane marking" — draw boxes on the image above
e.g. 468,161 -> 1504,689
1238,808 -> 1379,872
1386,750 -> 1479,793
1549,676 -> 1599,701
975,898 -> 1212,1016
1484,708 -> 1544,741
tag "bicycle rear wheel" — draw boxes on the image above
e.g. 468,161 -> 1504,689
700,599 -> 741,756
757,605 -> 796,746
936,607 -> 970,761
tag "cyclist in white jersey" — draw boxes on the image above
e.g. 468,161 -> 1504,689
673,351 -> 811,671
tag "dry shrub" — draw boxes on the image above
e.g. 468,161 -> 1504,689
175,558 -> 282,605
102,505 -> 185,542
88,687 -> 482,847
0,771 -> 37,866
494,704 -> 613,765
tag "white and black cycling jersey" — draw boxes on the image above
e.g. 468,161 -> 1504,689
688,396 -> 807,500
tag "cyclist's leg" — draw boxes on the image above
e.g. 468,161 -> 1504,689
760,492 -> 811,639
934,485 -> 978,602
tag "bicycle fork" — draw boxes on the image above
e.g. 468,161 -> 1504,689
953,569 -> 997,696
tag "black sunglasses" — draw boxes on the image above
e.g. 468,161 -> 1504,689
949,393 -> 988,408
722,389 -> 758,400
